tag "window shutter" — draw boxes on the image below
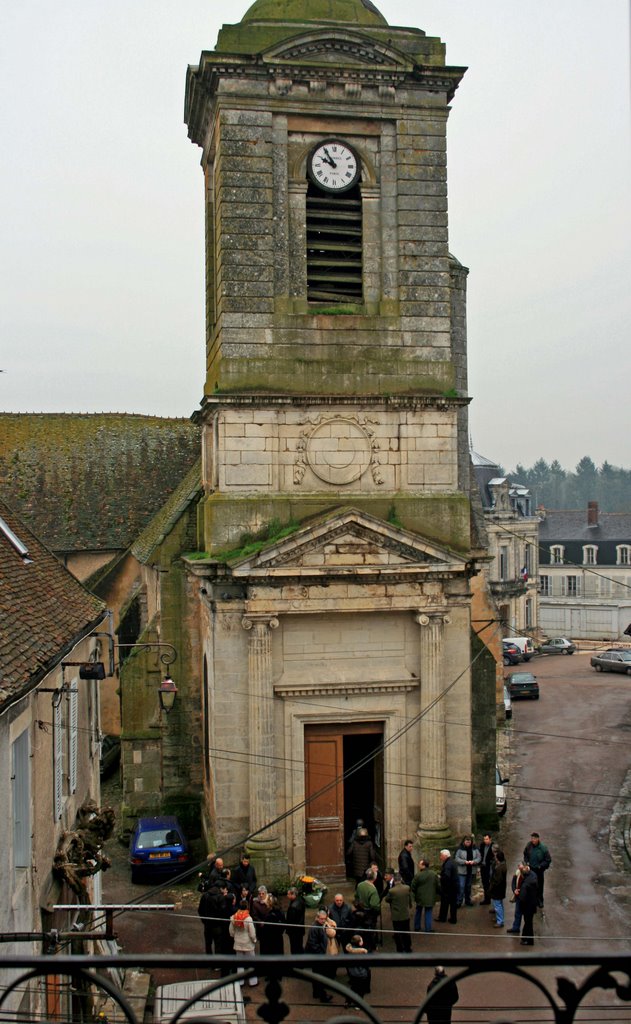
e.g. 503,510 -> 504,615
68,685 -> 78,795
53,700 -> 64,820
12,729 -> 31,868
306,184 -> 363,302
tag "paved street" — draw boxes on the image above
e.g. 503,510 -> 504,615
501,648 -> 631,951
101,648 -> 631,1019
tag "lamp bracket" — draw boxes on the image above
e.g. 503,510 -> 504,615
115,641 -> 177,669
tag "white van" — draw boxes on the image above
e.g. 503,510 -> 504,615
154,980 -> 246,1024
504,636 -> 535,661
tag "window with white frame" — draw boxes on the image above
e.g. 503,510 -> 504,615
499,546 -> 509,580
600,577 -> 611,597
551,546 -> 564,564
525,597 -> 533,627
12,728 -> 31,869
617,545 -> 630,565
562,575 -> 580,597
583,545 -> 597,565
524,543 -> 532,575
540,574 -> 550,596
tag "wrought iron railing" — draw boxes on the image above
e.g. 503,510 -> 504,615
1,952 -> 630,1023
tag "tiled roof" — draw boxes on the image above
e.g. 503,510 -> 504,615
0,413 -> 200,553
132,459 -> 202,564
0,499 -> 106,706
539,509 -> 631,543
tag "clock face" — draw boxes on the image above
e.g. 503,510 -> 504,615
308,138 -> 360,193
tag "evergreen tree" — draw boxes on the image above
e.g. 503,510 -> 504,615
503,457 -> 631,512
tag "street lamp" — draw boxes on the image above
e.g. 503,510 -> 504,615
158,674 -> 178,713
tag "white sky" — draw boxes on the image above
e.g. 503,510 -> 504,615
1,1 -> 630,471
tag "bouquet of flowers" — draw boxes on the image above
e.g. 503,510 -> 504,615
295,875 -> 328,908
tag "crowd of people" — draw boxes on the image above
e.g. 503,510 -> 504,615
197,829 -> 551,1014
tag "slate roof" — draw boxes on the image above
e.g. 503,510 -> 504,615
0,499 -> 106,708
471,452 -> 531,513
0,413 -> 200,553
132,458 -> 202,565
538,509 -> 631,570
539,509 -> 631,544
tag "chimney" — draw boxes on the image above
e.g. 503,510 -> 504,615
587,501 -> 599,528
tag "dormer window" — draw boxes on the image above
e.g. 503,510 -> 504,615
617,545 -> 630,566
583,545 -> 597,565
551,545 -> 564,565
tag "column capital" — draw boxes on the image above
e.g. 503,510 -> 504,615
242,614 -> 280,632
415,610 -> 450,627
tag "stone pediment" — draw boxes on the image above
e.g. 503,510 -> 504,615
261,31 -> 413,71
230,507 -> 466,579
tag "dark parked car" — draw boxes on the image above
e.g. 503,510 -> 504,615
502,641 -> 523,666
590,650 -> 631,675
506,671 -> 539,700
129,815 -> 191,883
539,637 -> 576,655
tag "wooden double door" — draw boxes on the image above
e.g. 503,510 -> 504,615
305,721 -> 384,878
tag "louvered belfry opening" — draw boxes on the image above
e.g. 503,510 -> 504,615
306,180 -> 363,302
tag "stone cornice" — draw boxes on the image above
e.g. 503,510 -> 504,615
195,393 -> 470,422
274,679 -> 417,698
185,54 -> 465,145
238,567 -> 464,583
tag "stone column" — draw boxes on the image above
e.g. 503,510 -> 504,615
416,611 -> 451,847
241,615 -> 287,874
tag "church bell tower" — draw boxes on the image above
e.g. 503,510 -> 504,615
184,0 -> 490,876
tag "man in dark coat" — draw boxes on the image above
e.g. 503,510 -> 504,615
305,909 -> 333,1003
425,966 -> 459,1023
347,827 -> 378,884
285,886 -> 306,954
518,862 -> 539,946
523,831 -> 551,907
327,893 -> 353,946
198,880 -> 232,955
478,833 -> 494,904
232,853 -> 258,894
436,850 -> 459,925
488,849 -> 507,927
398,840 -> 415,886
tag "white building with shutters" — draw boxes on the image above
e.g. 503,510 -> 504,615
0,500 -> 106,1020
538,502 -> 631,640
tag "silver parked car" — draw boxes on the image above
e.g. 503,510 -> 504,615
590,649 -> 631,675
539,637 -> 576,655
496,766 -> 508,816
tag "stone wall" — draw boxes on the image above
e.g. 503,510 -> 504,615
206,404 -> 458,494
198,602 -> 476,868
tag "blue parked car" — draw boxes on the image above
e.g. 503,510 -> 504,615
129,815 -> 191,883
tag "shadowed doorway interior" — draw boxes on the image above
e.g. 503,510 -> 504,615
305,722 -> 384,879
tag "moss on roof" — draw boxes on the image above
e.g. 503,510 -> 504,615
132,459 -> 202,564
241,0 -> 387,25
0,413 -> 200,553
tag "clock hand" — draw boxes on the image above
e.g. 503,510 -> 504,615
322,147 -> 337,168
